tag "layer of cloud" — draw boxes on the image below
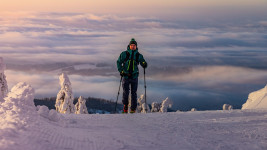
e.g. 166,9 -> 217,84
4,65 -> 267,110
1,12 -> 267,110
1,12 -> 266,68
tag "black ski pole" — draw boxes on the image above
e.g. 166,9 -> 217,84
115,76 -> 123,113
144,68 -> 147,113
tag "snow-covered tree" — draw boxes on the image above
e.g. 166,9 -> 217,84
191,108 -> 197,111
160,97 -> 172,113
75,96 -> 88,114
151,102 -> 161,112
141,103 -> 150,113
137,94 -> 150,113
55,73 -> 75,114
0,57 -> 8,100
223,104 -> 233,110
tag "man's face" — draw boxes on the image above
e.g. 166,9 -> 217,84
130,44 -> 136,50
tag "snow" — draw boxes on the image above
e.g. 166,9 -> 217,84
137,94 -> 150,113
223,104 -> 233,110
0,57 -> 8,100
1,82 -> 267,149
242,84 -> 267,110
191,108 -> 197,111
160,97 -> 172,112
2,98 -> 267,150
1,58 -> 267,149
55,73 -> 75,114
75,96 -> 88,114
0,82 -> 36,148
151,102 -> 161,112
37,105 -> 61,122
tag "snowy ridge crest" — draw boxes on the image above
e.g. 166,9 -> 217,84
242,84 -> 267,109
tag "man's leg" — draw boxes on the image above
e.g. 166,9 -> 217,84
130,78 -> 138,111
122,78 -> 130,108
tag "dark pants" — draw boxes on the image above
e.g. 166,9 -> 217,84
122,77 -> 138,110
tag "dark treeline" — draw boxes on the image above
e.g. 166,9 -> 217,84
34,97 -> 123,113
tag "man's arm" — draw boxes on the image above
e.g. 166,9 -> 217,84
138,54 -> 147,68
117,52 -> 124,72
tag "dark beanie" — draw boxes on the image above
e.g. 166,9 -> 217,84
129,38 -> 137,46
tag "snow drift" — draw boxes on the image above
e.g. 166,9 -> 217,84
0,82 -> 36,147
37,105 -> 61,122
0,57 -> 8,100
242,84 -> 267,109
0,80 -> 62,149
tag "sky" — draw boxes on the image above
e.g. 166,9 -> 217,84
0,0 -> 267,111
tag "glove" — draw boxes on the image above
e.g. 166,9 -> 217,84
141,62 -> 147,68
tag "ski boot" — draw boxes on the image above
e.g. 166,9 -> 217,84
130,109 -> 136,114
122,105 -> 128,114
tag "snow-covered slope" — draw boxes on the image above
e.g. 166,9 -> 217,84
1,83 -> 267,150
0,57 -> 8,99
242,84 -> 267,110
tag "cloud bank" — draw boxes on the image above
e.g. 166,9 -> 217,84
1,12 -> 267,110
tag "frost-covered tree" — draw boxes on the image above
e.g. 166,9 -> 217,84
191,108 -> 197,111
0,57 -> 8,100
137,94 -> 150,113
75,96 -> 88,114
151,102 -> 161,112
141,103 -> 150,113
160,97 -> 172,113
223,104 -> 233,110
55,73 -> 75,114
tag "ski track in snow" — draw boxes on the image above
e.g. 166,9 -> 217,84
2,109 -> 267,150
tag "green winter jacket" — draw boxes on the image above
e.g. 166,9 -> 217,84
117,47 -> 146,79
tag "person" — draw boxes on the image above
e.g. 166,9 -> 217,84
117,38 -> 147,113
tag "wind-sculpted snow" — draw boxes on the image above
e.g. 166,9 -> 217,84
242,84 -> 267,110
3,108 -> 267,150
151,102 -> 161,112
137,94 -> 150,113
37,105 -> 60,122
0,57 -> 8,100
1,89 -> 267,150
191,108 -> 197,111
55,73 -> 75,114
1,71 -> 267,149
160,97 -> 172,112
75,96 -> 88,114
223,104 -> 233,110
0,82 -> 35,148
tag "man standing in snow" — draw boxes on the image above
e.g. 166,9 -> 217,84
117,38 -> 147,113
